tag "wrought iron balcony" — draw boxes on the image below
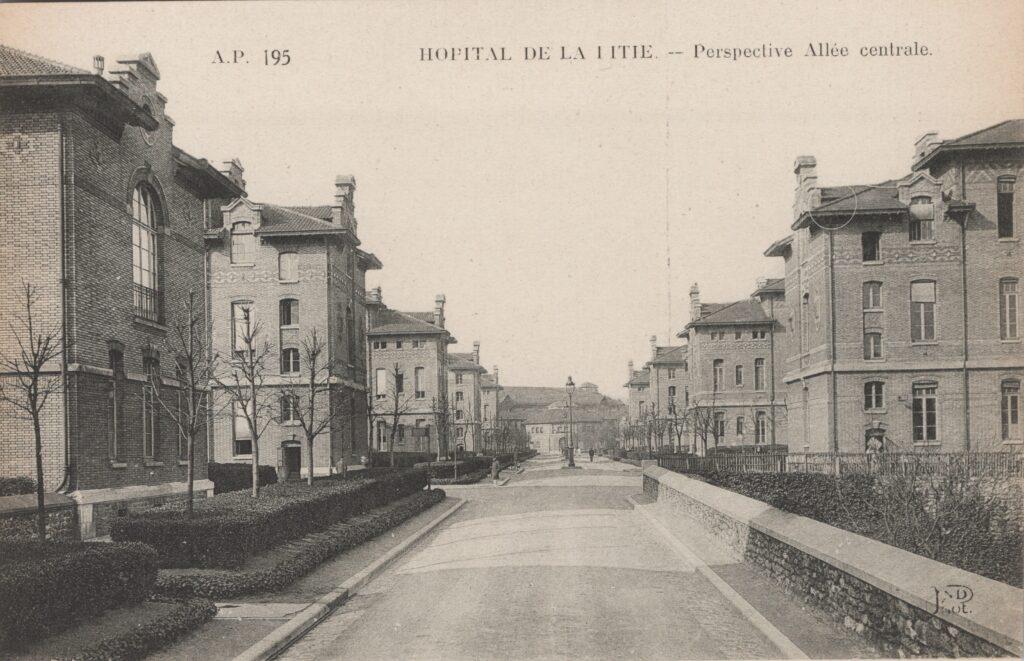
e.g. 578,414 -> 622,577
133,284 -> 163,324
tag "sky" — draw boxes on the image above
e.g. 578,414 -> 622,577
2,0 -> 1022,398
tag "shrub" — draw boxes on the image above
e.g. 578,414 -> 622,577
369,451 -> 435,468
0,477 -> 35,497
112,468 -> 428,569
432,469 -> 491,485
416,458 -> 491,479
0,541 -> 158,650
156,489 -> 446,598
208,462 -> 278,494
707,444 -> 788,455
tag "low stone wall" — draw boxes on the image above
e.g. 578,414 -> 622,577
643,467 -> 1022,658
0,492 -> 78,540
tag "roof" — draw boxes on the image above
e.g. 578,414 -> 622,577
480,373 -> 500,389
0,43 -> 88,76
449,353 -> 485,372
525,408 -> 605,425
764,235 -> 793,258
684,298 -> 774,329
259,204 -> 349,236
368,308 -> 449,337
792,181 -> 905,229
752,277 -> 785,297
172,146 -> 246,198
625,369 -> 650,387
286,205 -> 333,221
650,345 -> 687,365
914,120 -> 1024,170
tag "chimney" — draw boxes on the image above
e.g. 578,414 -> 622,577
93,55 -> 105,76
793,155 -> 820,221
366,286 -> 382,305
493,366 -> 500,385
472,341 -> 480,364
649,335 -> 657,361
913,132 -> 941,165
219,159 -> 246,193
433,294 -> 446,329
332,175 -> 356,230
689,283 -> 701,321
627,360 -> 634,383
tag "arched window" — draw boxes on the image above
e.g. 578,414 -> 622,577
132,184 -> 161,321
231,221 -> 255,264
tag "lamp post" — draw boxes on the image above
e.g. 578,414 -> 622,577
565,376 -> 576,468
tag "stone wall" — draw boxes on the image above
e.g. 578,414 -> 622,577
0,493 -> 77,541
643,467 -> 1021,658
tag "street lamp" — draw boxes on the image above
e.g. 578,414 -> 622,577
565,376 -> 576,468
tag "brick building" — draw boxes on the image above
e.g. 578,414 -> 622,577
0,45 -> 244,537
205,176 -> 380,478
447,343 -> 486,452
500,383 -> 625,453
367,289 -> 454,455
480,368 -> 502,441
766,120 -> 1023,452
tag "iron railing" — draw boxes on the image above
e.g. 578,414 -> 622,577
133,284 -> 163,323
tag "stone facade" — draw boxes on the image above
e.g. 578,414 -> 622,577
768,121 -> 1023,453
1,47 -> 237,537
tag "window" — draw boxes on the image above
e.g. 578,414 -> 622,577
456,426 -> 465,438
668,368 -> 676,379
714,412 -> 726,439
455,391 -> 464,402
735,416 -> 745,436
734,364 -> 744,387
861,232 -> 880,262
998,177 -> 1015,238
912,385 -> 938,443
734,331 -> 742,340
142,358 -> 159,460
909,196 -> 934,241
413,340 -> 423,348
375,368 -> 386,399
863,332 -> 883,360
397,424 -> 405,443
233,400 -> 252,455
278,252 -> 297,281
231,302 -> 255,352
280,395 -> 298,422
754,358 -> 765,391
483,404 -> 489,421
1002,381 -> 1020,441
752,330 -> 767,340
108,345 -> 124,461
279,299 -> 299,327
395,371 -> 404,394
230,221 -> 255,264
281,348 -> 300,373
910,281 -> 936,342
668,385 -> 676,398
1000,279 -> 1019,340
132,184 -> 161,321
395,340 -> 403,349
455,409 -> 464,420
754,411 -> 767,444
712,359 -> 723,391
864,381 -> 884,410
863,282 -> 882,310
456,373 -> 464,385
415,367 -> 425,399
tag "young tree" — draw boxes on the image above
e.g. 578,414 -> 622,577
214,306 -> 273,497
431,391 -> 455,462
382,362 -> 416,466
688,390 -> 721,456
148,292 -> 214,517
276,329 -> 353,486
0,283 -> 65,539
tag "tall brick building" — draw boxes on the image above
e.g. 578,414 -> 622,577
767,120 -> 1023,452
447,343 -> 486,452
0,45 -> 244,537
205,177 -> 380,477
367,289 -> 454,455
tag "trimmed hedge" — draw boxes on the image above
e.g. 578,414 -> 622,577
416,457 -> 492,479
432,468 -> 491,485
52,598 -> 216,661
0,476 -> 35,497
208,462 -> 278,494
0,541 -> 158,650
111,468 -> 428,569
369,451 -> 436,468
156,489 -> 446,598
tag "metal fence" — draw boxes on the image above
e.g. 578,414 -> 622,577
658,451 -> 1024,478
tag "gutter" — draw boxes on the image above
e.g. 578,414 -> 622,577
57,117 -> 73,492
959,160 -> 971,451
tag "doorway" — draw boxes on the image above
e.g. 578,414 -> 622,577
283,444 -> 302,481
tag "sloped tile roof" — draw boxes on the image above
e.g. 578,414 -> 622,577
0,43 -> 88,76
764,235 -> 793,257
525,408 -> 606,425
285,205 -> 333,221
651,345 -> 687,365
259,204 -> 345,235
752,277 -> 785,297
914,119 -> 1023,170
369,309 -> 447,336
793,180 -> 906,229
625,369 -> 650,387
688,298 -> 773,327
449,353 -> 485,372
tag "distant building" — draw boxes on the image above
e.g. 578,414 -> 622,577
366,289 -> 454,455
646,339 -> 689,450
206,177 -> 380,479
502,383 -> 625,453
480,367 -> 503,440
447,342 -> 486,452
0,46 -> 244,538
766,120 -> 1023,452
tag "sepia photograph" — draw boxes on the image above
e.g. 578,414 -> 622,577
0,1 -> 1021,659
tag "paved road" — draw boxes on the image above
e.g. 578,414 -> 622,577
278,455 -> 809,660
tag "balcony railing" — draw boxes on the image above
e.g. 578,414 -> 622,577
133,284 -> 163,324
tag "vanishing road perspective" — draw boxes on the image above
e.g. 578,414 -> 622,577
270,455 -> 877,661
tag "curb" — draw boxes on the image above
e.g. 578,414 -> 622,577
626,494 -> 808,660
233,498 -> 466,661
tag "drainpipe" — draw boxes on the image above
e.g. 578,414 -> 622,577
57,118 -> 73,493
828,228 -> 839,454
769,296 -> 777,445
959,160 -> 971,452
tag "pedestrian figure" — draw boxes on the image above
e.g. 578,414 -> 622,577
588,448 -> 595,462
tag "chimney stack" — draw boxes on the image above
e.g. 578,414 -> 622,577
793,155 -> 820,221
93,55 -> 105,76
913,132 -> 941,166
493,366 -> 500,385
366,286 -> 382,305
649,335 -> 657,361
433,294 -> 446,329
689,283 -> 701,321
332,175 -> 356,230
627,360 -> 634,383
472,341 -> 480,364
219,159 -> 246,193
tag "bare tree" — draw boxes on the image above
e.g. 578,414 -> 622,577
431,391 -> 455,462
148,292 -> 214,517
667,399 -> 689,453
688,390 -> 721,456
0,283 -> 65,539
276,329 -> 354,486
213,306 -> 273,497
381,362 -> 416,466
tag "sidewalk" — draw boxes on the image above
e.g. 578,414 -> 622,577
148,496 -> 460,661
631,493 -> 881,659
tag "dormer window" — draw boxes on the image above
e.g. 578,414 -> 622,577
909,196 -> 934,241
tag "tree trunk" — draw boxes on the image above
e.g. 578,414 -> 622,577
307,434 -> 315,486
187,431 -> 195,518
251,422 -> 260,498
33,411 -> 46,540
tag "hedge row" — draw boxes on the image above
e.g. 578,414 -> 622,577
155,489 -> 446,599
0,541 -> 158,650
51,598 -> 216,661
369,451 -> 436,468
0,476 -> 35,497
432,469 -> 491,485
208,462 -> 278,494
111,469 -> 428,569
416,457 -> 493,479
